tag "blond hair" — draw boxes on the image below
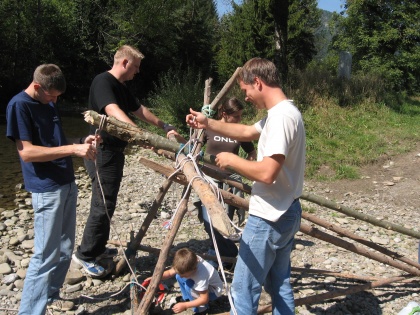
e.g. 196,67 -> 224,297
172,248 -> 198,275
114,45 -> 145,64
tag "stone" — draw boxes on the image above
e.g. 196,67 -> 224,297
0,264 -> 12,275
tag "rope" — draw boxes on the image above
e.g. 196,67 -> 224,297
80,114 -> 142,302
87,115 -> 238,313
201,104 -> 216,118
161,125 -> 240,314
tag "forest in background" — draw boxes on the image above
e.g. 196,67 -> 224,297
0,0 -> 419,120
1,0 -> 420,179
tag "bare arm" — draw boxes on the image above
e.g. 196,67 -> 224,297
216,153 -> 285,184
172,290 -> 210,314
186,108 -> 259,141
144,267 -> 176,282
16,135 -> 98,163
132,105 -> 164,129
105,103 -> 138,127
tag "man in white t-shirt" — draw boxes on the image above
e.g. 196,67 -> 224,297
186,57 -> 305,315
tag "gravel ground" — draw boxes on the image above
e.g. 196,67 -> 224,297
0,145 -> 419,315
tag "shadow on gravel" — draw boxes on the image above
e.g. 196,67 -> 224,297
305,291 -> 382,315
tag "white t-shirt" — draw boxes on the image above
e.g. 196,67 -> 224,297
188,257 -> 223,298
249,100 -> 305,222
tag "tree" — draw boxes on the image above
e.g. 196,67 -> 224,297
332,0 -> 420,92
215,0 -> 319,83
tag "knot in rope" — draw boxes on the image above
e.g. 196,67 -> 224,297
201,104 -> 216,118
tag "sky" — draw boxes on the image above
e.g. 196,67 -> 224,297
216,0 -> 346,17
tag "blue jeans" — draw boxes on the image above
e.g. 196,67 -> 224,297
19,182 -> 77,315
176,274 -> 219,313
230,199 -> 302,315
76,148 -> 124,260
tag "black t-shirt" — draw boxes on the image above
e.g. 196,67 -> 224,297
204,129 -> 255,175
88,72 -> 141,147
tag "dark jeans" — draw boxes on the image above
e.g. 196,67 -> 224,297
202,205 -> 238,259
76,148 -> 125,261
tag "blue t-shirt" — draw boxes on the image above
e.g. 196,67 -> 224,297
6,91 -> 75,193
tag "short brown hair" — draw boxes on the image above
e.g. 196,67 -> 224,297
114,45 -> 145,63
172,248 -> 198,275
33,64 -> 66,93
238,57 -> 281,88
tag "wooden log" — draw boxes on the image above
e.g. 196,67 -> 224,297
215,276 -> 414,314
84,110 -> 217,166
300,223 -> 420,276
84,110 -> 234,237
135,189 -> 191,314
114,179 -> 173,276
302,211 -> 420,270
209,67 -> 241,109
301,192 -> 420,239
151,151 -> 253,194
138,157 -> 250,210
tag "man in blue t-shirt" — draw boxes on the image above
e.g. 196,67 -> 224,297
6,64 -> 99,315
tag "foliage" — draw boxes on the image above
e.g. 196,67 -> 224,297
284,63 -> 386,112
303,96 -> 420,179
332,0 -> 420,93
146,67 -> 205,136
0,0 -> 219,111
215,0 -> 319,83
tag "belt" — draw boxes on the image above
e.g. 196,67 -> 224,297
100,144 -> 125,153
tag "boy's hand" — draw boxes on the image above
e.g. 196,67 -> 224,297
172,302 -> 187,313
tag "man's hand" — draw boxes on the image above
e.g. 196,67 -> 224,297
186,108 -> 208,129
167,130 -> 187,143
83,134 -> 102,147
215,152 -> 236,170
73,143 -> 97,160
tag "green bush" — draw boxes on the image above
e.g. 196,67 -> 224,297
146,67 -> 205,136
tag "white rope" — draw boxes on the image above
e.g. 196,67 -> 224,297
79,114 -> 142,303
89,117 -> 239,313
162,126 -> 239,314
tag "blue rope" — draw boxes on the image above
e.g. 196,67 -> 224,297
201,104 -> 216,118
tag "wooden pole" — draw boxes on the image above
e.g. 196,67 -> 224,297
138,157 -> 250,210
301,192 -> 420,239
302,211 -> 420,270
114,179 -> 173,276
136,188 -> 191,314
300,223 -> 420,276
215,275 -> 414,314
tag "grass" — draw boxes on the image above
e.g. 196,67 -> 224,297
302,96 -> 420,180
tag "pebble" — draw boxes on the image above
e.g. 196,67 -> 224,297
0,147 -> 417,315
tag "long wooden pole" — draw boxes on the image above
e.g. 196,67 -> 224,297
114,179 -> 173,276
302,211 -> 420,269
301,192 -> 420,239
136,188 -> 191,314
215,275 -> 414,314
300,223 -> 420,276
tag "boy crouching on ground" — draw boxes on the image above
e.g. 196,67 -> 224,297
147,248 -> 223,314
